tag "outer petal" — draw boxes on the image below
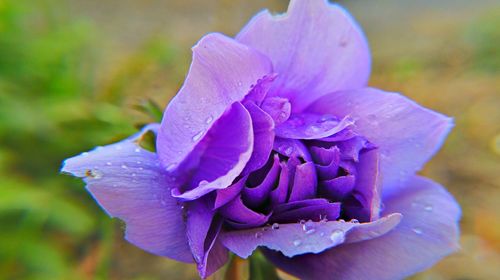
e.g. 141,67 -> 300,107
157,33 -> 272,170
220,214 -> 401,259
263,176 -> 461,280
61,125 -> 192,263
237,0 -> 370,112
307,88 -> 453,196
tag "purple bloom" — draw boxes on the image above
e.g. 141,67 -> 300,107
62,1 -> 460,279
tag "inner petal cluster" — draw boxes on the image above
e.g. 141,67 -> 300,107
215,99 -> 381,230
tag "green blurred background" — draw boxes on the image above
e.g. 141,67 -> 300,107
0,0 -> 498,279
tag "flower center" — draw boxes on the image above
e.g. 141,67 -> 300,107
217,112 -> 381,230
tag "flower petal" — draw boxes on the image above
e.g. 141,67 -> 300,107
61,124 -> 192,263
220,213 -> 401,259
307,87 -> 453,197
157,33 -> 272,170
275,113 -> 354,140
186,198 -> 228,278
263,176 -> 460,280
243,154 -> 281,208
172,102 -> 253,200
241,102 -> 275,175
237,0 -> 371,112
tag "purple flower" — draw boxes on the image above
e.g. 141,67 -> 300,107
62,1 -> 460,279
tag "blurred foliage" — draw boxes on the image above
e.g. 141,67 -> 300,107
0,0 -> 179,279
0,0 -> 498,279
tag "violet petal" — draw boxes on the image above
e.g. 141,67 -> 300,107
61,124 -> 192,263
237,0 -> 371,112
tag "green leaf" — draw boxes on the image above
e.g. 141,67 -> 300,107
248,250 -> 280,280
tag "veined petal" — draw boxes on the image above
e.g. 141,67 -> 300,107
237,0 -> 371,112
307,87 -> 453,197
157,33 -> 272,170
61,124 -> 192,263
263,176 -> 460,280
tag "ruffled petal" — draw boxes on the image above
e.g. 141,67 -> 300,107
220,213 -> 401,259
219,195 -> 270,229
157,33 -> 272,170
263,176 -> 460,280
241,102 -> 275,175
288,162 -> 317,202
307,88 -> 453,197
172,102 -> 253,200
61,124 -> 192,263
237,0 -> 371,112
342,149 -> 382,222
243,154 -> 281,208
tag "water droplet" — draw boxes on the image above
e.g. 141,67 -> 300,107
412,227 -> 423,235
136,161 -> 142,164
319,232 -> 325,237
272,223 -> 280,230
205,116 -> 213,124
305,228 -> 316,235
121,164 -> 128,169
134,148 -> 141,153
299,220 -> 306,225
106,162 -> 112,166
81,152 -> 89,157
338,219 -> 345,223
318,115 -> 335,123
293,239 -> 302,246
199,180 -> 209,186
131,173 -> 136,177
424,204 -> 433,212
255,232 -> 263,238
330,229 -> 345,242
192,131 -> 205,142
166,163 -> 177,172
305,125 -> 321,135
350,219 -> 359,224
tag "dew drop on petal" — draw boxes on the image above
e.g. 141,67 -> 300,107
305,228 -> 316,235
81,152 -> 89,157
106,162 -> 112,166
272,223 -> 280,230
199,180 -> 209,186
412,227 -> 423,235
121,164 -> 128,169
134,148 -> 141,153
305,125 -> 321,135
166,163 -> 177,172
205,116 -> 213,124
293,239 -> 302,246
330,229 -> 345,243
350,219 -> 359,224
424,204 -> 433,212
192,131 -> 205,142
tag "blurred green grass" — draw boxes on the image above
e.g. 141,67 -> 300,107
0,0 -> 498,279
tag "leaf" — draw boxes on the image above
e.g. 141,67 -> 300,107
248,250 -> 280,280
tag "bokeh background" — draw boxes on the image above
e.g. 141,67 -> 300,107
0,0 -> 499,279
